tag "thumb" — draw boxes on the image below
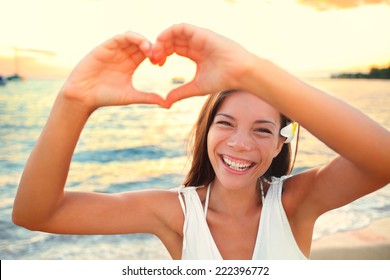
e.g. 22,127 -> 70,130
164,81 -> 202,108
125,89 -> 166,108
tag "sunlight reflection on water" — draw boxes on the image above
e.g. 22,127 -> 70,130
0,77 -> 389,259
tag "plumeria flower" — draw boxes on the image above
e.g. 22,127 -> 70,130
280,122 -> 299,143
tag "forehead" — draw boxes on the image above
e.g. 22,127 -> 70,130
217,91 -> 281,123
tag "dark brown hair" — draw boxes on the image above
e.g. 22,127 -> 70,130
183,90 -> 297,187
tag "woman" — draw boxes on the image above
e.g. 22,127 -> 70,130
12,24 -> 390,260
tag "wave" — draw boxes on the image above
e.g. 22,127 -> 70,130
0,159 -> 25,171
106,173 -> 185,193
73,145 -> 184,163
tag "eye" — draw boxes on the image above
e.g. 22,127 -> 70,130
216,120 -> 233,127
255,128 -> 273,135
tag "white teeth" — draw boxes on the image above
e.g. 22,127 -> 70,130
222,156 -> 252,171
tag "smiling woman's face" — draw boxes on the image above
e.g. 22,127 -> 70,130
207,91 -> 284,191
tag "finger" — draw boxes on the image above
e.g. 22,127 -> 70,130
150,41 -> 172,66
128,91 -> 166,108
117,33 -> 154,69
152,23 -> 195,65
165,81 -> 202,108
153,24 -> 210,67
123,32 -> 153,59
163,23 -> 197,41
105,31 -> 152,57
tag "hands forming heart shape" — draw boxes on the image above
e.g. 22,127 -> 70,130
62,23 -> 252,111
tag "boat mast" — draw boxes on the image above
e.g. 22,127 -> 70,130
13,47 -> 19,75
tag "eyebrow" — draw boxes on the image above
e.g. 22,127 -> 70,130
215,113 -> 277,127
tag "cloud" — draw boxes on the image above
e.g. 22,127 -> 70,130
297,0 -> 390,10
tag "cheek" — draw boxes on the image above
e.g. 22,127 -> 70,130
207,128 -> 224,152
254,139 -> 280,167
258,134 -> 284,158
207,131 -> 217,164
273,138 -> 285,158
207,128 -> 229,169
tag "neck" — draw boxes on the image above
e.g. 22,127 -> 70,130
209,180 -> 261,217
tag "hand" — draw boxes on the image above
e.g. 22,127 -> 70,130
61,32 -> 165,111
151,23 -> 252,108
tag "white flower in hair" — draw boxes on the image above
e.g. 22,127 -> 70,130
280,122 -> 298,143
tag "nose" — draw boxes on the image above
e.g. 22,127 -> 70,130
227,131 -> 254,151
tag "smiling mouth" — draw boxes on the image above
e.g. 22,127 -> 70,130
221,155 -> 255,172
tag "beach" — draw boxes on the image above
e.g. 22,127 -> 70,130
1,78 -> 390,260
311,217 -> 390,260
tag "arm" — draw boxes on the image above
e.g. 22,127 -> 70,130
241,59 -> 390,184
152,23 -> 390,214
12,32 -> 175,235
241,58 -> 390,215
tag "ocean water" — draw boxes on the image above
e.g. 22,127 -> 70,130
0,77 -> 389,259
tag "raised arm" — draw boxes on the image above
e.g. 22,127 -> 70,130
12,32 -> 177,236
241,55 -> 390,214
152,23 -> 390,214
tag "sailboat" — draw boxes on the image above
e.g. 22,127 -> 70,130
6,47 -> 25,81
3,47 -> 56,83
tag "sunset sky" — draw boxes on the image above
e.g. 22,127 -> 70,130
1,0 -> 389,78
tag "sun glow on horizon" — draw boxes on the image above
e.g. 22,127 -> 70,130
1,0 -> 389,78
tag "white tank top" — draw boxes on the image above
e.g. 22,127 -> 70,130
177,176 -> 307,260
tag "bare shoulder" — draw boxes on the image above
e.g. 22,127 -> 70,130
134,188 -> 185,258
122,188 -> 184,234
